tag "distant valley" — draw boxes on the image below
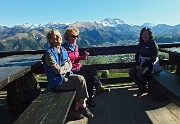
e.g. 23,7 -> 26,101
0,18 -> 180,51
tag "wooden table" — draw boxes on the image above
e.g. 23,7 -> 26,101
0,54 -> 43,113
0,54 -> 42,88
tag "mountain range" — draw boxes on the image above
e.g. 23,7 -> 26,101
0,18 -> 180,51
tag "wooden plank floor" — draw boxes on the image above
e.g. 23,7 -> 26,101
0,83 -> 180,124
65,83 -> 180,124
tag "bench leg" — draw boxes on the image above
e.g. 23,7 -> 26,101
148,80 -> 168,101
7,72 -> 41,114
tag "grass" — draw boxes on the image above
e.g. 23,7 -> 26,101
97,72 -> 129,78
34,74 -> 47,91
0,90 -> 7,94
35,74 -> 47,82
35,72 -> 129,82
108,72 -> 129,78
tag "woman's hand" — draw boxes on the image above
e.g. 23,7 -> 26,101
84,51 -> 89,59
136,65 -> 142,70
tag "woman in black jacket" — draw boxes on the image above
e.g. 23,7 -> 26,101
129,27 -> 159,97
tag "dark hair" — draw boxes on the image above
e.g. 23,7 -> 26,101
139,27 -> 154,43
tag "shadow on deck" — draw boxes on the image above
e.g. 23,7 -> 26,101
0,83 -> 180,124
65,83 -> 180,124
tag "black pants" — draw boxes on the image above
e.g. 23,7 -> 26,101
129,65 -> 153,91
73,66 -> 102,98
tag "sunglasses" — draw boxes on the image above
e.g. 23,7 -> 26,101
71,35 -> 79,38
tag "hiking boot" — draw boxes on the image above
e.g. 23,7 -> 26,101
80,107 -> 94,118
70,108 -> 84,119
87,98 -> 96,107
96,85 -> 110,95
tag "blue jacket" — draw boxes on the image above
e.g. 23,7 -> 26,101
43,46 -> 70,89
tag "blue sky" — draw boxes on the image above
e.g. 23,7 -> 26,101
0,0 -> 180,27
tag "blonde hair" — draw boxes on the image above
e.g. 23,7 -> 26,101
64,27 -> 79,40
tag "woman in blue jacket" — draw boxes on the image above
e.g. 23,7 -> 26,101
42,29 -> 93,119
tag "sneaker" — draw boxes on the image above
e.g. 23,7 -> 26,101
80,107 -> 94,118
87,98 -> 96,107
96,85 -> 110,95
70,108 -> 85,119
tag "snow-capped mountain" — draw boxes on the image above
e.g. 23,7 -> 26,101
97,18 -> 127,27
0,18 -> 180,51
141,23 -> 156,27
44,21 -> 69,28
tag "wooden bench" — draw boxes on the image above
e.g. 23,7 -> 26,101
149,69 -> 180,106
4,54 -> 78,123
14,90 -> 76,124
0,54 -> 43,113
0,54 -> 78,123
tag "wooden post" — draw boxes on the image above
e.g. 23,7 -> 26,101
175,57 -> 180,76
169,52 -> 180,76
7,72 -> 41,114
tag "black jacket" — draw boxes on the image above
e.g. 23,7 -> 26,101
135,40 -> 158,67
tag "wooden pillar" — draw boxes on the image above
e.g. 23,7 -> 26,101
175,56 -> 180,76
168,52 -> 180,75
7,72 -> 41,114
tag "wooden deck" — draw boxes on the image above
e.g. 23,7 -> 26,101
65,83 -> 180,124
0,83 -> 180,124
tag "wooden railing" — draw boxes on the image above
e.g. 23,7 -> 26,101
1,43 -> 180,57
0,43 -> 180,85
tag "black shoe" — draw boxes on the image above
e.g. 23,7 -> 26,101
80,107 -> 94,118
87,98 -> 96,107
70,108 -> 85,119
137,87 -> 147,97
137,90 -> 144,97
